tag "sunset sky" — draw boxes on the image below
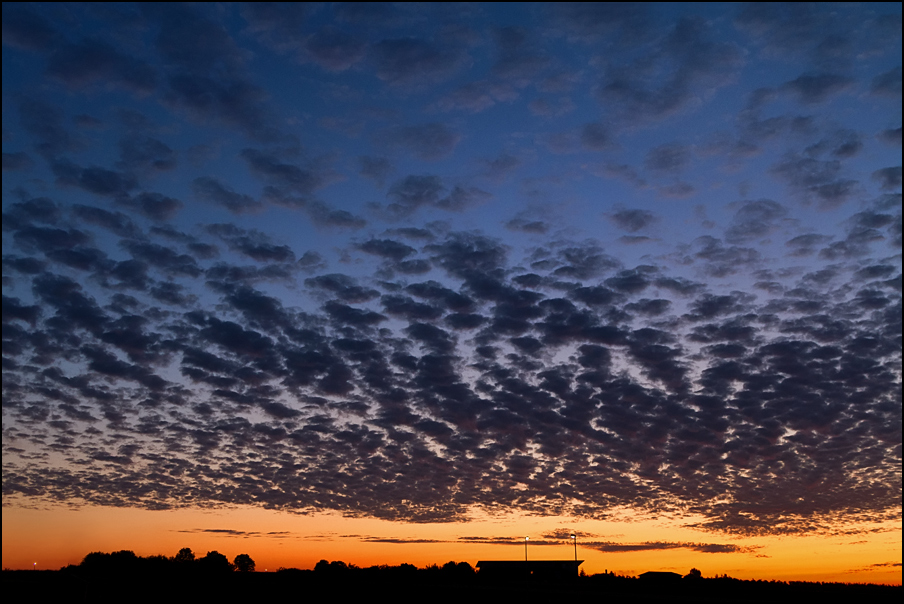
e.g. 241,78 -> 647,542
2,2 -> 901,583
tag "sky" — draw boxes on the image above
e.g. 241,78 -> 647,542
1,2 -> 901,583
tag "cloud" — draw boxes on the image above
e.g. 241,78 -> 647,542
193,177 -> 262,214
528,96 -> 575,116
46,39 -> 157,94
306,274 -> 379,303
359,156 -> 393,187
782,72 -> 854,104
3,295 -> 41,325
506,218 -> 549,234
482,153 -> 521,182
724,199 -> 789,243
580,123 -> 611,151
72,205 -> 141,238
541,529 -> 601,540
583,541 -> 759,554
550,3 -> 649,42
359,536 -> 445,544
117,192 -> 183,221
2,152 -> 34,172
877,127 -> 902,146
117,136 -> 176,173
305,28 -> 366,71
660,182 -> 696,198
596,17 -> 741,122
771,154 -> 856,209
306,203 -> 368,229
380,175 -> 489,218
177,527 -> 293,538
871,66 -> 902,97
51,160 -> 139,197
4,222 -> 902,532
241,148 -> 330,195
432,80 -> 506,114
206,224 -> 296,263
786,233 -> 832,257
240,2 -> 310,48
872,166 -> 902,191
383,123 -> 461,160
646,143 -> 691,173
595,164 -> 646,187
609,208 -> 657,233
3,197 -> 62,228
691,236 -> 762,277
148,4 -> 277,139
373,37 -> 465,86
18,98 -> 78,159
1,4 -> 61,50
804,129 -> 862,159
357,239 -> 417,261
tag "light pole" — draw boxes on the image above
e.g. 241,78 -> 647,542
525,536 -> 529,562
571,533 -> 577,563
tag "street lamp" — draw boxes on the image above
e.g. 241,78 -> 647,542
525,536 -> 529,562
571,533 -> 577,562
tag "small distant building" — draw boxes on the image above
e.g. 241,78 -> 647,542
638,571 -> 683,582
476,560 -> 582,581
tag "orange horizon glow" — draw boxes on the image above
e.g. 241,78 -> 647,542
3,503 -> 900,585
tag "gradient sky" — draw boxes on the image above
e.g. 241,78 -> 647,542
2,2 -> 901,583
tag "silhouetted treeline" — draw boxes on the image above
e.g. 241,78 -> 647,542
2,547 -> 257,603
3,552 -> 900,603
71,547 -> 254,576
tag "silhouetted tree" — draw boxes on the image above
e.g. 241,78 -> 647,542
440,560 -> 475,581
198,551 -> 234,574
80,550 -> 142,575
174,547 -> 195,564
314,559 -> 360,578
79,551 -> 110,572
685,568 -> 703,579
234,553 -> 255,572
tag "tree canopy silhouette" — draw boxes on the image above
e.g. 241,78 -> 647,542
234,554 -> 255,573
198,551 -> 234,574
685,568 -> 703,580
174,547 -> 195,564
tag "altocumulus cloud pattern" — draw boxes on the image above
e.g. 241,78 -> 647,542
1,3 -> 901,536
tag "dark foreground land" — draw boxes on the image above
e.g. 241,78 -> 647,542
4,567 -> 901,604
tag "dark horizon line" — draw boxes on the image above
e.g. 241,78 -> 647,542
3,547 -> 901,587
